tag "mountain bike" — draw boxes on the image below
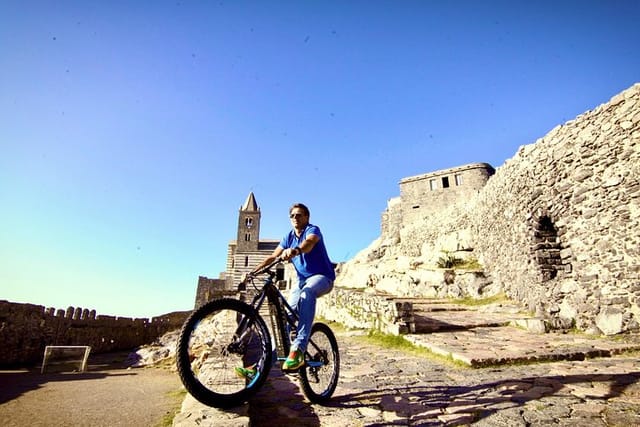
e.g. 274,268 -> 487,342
176,258 -> 340,408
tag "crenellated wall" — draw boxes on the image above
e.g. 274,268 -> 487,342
0,300 -> 191,367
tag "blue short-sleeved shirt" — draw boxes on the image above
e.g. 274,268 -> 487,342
279,224 -> 336,282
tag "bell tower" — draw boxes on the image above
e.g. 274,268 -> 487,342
236,192 -> 260,252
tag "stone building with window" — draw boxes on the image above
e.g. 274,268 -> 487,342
382,163 -> 495,240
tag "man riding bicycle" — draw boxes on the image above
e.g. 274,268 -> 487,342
241,202 -> 335,373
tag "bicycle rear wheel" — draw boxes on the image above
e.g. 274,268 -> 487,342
299,322 -> 340,403
176,298 -> 272,408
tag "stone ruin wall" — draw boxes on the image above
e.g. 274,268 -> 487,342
194,275 -> 229,309
0,300 -> 191,366
336,83 -> 639,335
316,288 -> 414,335
471,83 -> 640,335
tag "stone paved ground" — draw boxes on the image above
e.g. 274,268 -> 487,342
0,351 -> 182,427
173,302 -> 640,426
405,327 -> 640,367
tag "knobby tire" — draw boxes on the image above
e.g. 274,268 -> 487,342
299,322 -> 340,403
176,298 -> 272,408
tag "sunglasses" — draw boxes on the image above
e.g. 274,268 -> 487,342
289,213 -> 305,218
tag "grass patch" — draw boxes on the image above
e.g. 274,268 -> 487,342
365,330 -> 416,350
357,330 -> 469,368
155,388 -> 187,427
456,257 -> 483,270
448,292 -> 511,307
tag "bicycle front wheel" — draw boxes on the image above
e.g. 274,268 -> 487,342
299,322 -> 340,403
176,298 -> 272,408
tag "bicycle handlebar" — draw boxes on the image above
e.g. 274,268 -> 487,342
246,257 -> 284,280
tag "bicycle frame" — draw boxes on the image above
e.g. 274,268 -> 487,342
247,273 -> 297,360
242,260 -> 328,368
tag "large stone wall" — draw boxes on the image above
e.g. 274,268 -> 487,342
0,300 -> 191,367
337,82 -> 640,335
471,83 -> 640,334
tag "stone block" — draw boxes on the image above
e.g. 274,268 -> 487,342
512,318 -> 548,333
596,307 -> 624,335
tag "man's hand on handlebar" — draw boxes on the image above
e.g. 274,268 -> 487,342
281,246 -> 302,261
243,256 -> 286,282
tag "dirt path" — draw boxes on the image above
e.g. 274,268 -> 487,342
0,351 -> 183,427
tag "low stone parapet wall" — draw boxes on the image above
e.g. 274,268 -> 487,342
0,300 -> 191,367
316,288 -> 414,335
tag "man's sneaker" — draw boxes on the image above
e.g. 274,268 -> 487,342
234,364 -> 257,380
282,349 -> 304,371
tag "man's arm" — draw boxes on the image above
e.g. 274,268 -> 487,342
280,233 -> 320,259
251,246 -> 284,274
297,233 -> 319,254
251,233 -> 320,274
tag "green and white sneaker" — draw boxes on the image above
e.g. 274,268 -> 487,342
234,364 -> 257,380
282,348 -> 304,371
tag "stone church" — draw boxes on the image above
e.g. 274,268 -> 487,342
194,192 -> 287,308
225,192 -> 281,286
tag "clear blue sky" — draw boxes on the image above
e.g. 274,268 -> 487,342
1,1 -> 638,318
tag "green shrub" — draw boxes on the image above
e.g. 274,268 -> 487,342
436,250 -> 464,268
436,251 -> 483,270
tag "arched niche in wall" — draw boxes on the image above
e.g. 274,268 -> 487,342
530,210 -> 570,282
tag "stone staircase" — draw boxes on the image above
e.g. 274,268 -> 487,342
402,298 -> 640,367
411,299 -> 520,333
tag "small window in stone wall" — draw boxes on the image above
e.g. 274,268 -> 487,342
429,179 -> 437,190
246,217 -> 253,228
454,174 -> 462,186
244,256 -> 249,267
245,233 -> 251,241
533,215 -> 564,281
442,177 -> 450,188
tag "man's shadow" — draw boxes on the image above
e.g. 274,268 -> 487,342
248,365 -> 322,426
